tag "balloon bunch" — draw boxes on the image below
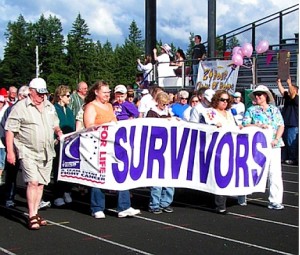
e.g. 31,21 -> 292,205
231,40 -> 269,66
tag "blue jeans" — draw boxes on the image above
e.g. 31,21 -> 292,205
5,160 -> 20,202
192,64 -> 199,87
282,126 -> 299,161
149,187 -> 174,209
0,148 -> 6,169
90,188 -> 131,213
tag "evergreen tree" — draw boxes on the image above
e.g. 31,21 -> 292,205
66,13 -> 93,86
33,14 -> 67,91
116,21 -> 144,87
0,15 -> 34,87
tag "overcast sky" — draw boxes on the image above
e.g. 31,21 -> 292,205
0,0 -> 298,58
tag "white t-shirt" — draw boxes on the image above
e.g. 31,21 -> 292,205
138,94 -> 156,117
189,102 -> 209,123
231,102 -> 245,125
137,62 -> 153,82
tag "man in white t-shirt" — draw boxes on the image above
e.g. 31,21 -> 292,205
138,89 -> 155,118
230,92 -> 245,125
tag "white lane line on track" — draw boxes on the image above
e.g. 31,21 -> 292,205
282,171 -> 298,175
22,212 -> 153,255
47,220 -> 153,255
283,180 -> 299,184
0,248 -> 17,255
228,212 -> 298,228
247,198 -> 299,209
129,214 -> 295,255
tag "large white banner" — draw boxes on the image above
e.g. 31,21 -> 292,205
196,60 -> 240,94
58,118 -> 272,196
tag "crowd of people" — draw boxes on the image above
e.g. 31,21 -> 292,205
0,43 -> 298,229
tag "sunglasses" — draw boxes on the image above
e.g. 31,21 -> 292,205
181,97 -> 188,100
191,100 -> 199,103
254,92 -> 264,97
64,94 -> 71,98
162,103 -> 169,106
219,98 -> 229,102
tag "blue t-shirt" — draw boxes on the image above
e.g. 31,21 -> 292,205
171,103 -> 190,119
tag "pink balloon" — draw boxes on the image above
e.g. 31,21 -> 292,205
256,40 -> 269,54
232,46 -> 243,56
241,43 -> 253,58
232,53 -> 243,66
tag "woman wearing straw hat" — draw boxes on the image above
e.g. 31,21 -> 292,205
243,85 -> 285,210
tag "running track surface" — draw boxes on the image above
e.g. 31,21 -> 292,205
0,164 -> 298,255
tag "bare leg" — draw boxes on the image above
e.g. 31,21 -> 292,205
27,181 -> 44,218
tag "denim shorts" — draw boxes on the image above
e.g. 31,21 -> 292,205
0,148 -> 6,169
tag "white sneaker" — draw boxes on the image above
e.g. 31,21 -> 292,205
92,211 -> 105,219
54,198 -> 65,207
39,200 -> 51,209
118,207 -> 141,218
63,192 -> 72,203
268,203 -> 284,210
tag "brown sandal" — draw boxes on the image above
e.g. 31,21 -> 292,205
36,214 -> 47,226
28,216 -> 40,230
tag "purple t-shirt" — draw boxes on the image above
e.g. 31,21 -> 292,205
112,101 -> 139,121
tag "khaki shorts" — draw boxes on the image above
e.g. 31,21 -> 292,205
20,158 -> 53,185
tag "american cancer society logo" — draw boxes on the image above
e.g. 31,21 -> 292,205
61,134 -> 81,170
61,132 -> 105,183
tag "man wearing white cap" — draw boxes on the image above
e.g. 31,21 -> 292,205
138,88 -> 155,118
189,88 -> 215,123
231,91 -> 245,125
5,77 -> 63,229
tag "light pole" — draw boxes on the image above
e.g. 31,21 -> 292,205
35,45 -> 40,78
208,0 -> 216,58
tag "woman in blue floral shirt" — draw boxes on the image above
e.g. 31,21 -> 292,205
243,85 -> 285,210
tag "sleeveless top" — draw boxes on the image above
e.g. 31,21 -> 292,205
92,102 -> 117,125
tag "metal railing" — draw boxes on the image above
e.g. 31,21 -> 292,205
203,4 -> 299,56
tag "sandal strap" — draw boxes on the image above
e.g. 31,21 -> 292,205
36,214 -> 47,226
28,215 -> 40,230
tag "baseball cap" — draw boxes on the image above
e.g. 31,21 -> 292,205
114,84 -> 127,94
0,88 -> 8,97
233,92 -> 242,98
29,78 -> 49,94
204,89 -> 215,102
141,89 -> 149,95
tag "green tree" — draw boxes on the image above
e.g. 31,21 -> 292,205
33,14 -> 68,91
117,20 -> 144,87
96,40 -> 116,86
66,13 -> 94,86
0,15 -> 34,87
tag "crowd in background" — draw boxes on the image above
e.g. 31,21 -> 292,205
0,47 -> 298,228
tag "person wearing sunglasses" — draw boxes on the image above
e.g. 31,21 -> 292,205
183,94 -> 200,121
52,85 -> 76,207
146,92 -> 175,214
189,88 -> 215,123
243,85 -> 285,210
170,90 -> 190,119
202,90 -> 243,214
5,78 -> 63,229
